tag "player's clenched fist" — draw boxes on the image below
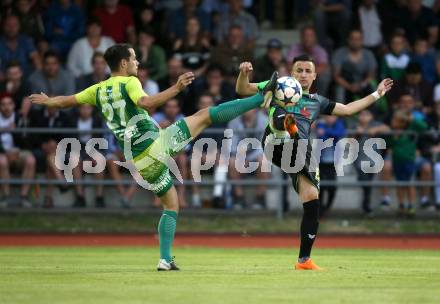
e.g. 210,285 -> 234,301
176,72 -> 195,91
239,62 -> 253,76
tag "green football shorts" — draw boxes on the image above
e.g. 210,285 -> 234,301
132,118 -> 192,197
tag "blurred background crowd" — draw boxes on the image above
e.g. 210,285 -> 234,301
2,0 -> 440,216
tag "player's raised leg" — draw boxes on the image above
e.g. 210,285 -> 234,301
184,71 -> 278,138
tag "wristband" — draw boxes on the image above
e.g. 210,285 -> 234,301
371,91 -> 380,101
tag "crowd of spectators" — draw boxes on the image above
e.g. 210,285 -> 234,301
2,0 -> 440,216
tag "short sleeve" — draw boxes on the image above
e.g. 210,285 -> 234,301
318,95 -> 336,115
75,84 -> 98,105
126,77 -> 148,105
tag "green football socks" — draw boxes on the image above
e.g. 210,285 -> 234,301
208,93 -> 263,123
158,210 -> 178,262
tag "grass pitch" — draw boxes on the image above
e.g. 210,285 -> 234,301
0,247 -> 439,304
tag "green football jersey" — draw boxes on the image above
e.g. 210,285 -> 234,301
75,76 -> 159,158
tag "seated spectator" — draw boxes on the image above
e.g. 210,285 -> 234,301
227,109 -> 268,209
188,64 -> 236,115
400,0 -> 438,47
135,28 -> 167,82
380,33 -> 410,81
134,5 -> 162,40
411,37 -> 436,84
43,0 -> 85,59
210,25 -> 254,78
388,62 -> 433,114
69,104 -> 106,208
332,29 -> 377,103
67,17 -> 114,78
0,14 -> 41,79
76,52 -> 109,91
286,25 -> 330,95
316,115 -> 345,217
0,95 -> 36,207
13,0 -> 44,39
0,61 -> 31,116
158,56 -> 184,91
214,0 -> 259,47
313,0 -> 351,52
354,109 -> 389,215
28,51 -> 75,97
94,0 -> 136,44
386,110 -> 428,216
137,64 -> 159,96
253,38 -> 285,83
173,17 -> 211,78
167,0 -> 211,41
152,98 -> 188,208
29,107 -> 70,208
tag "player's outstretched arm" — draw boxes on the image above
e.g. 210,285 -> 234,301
29,92 -> 78,108
331,78 -> 393,116
137,72 -> 194,111
236,62 -> 259,96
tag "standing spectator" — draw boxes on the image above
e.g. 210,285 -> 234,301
332,29 -> 377,103
13,0 -> 44,39
389,62 -> 433,114
316,115 -> 345,217
428,102 -> 440,210
354,109 -> 389,214
173,17 -> 211,78
67,18 -> 115,78
400,0 -> 438,47
210,25 -> 254,77
70,104 -> 106,208
380,33 -> 410,81
152,99 -> 189,208
76,52 -> 109,91
29,107 -> 70,208
411,38 -> 437,84
227,109 -> 268,209
167,0 -> 211,41
353,0 -> 383,58
137,64 -> 159,96
0,14 -> 41,79
0,61 -> 31,116
135,29 -> 167,82
286,26 -> 330,95
214,0 -> 259,46
0,95 -> 36,207
43,0 -> 85,59
386,110 -> 428,216
28,51 -> 75,97
253,38 -> 285,83
313,0 -> 351,52
94,0 -> 136,44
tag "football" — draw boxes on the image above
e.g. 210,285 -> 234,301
273,76 -> 302,107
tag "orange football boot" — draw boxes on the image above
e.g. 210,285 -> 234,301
294,258 -> 323,271
284,113 -> 298,137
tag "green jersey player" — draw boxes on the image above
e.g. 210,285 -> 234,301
30,43 -> 278,271
236,54 -> 393,270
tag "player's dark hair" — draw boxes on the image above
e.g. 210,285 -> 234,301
292,54 -> 315,66
104,43 -> 133,72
